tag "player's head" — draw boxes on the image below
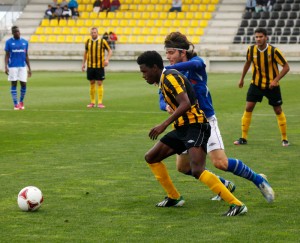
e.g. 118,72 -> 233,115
137,51 -> 164,85
90,27 -> 98,40
254,28 -> 268,47
164,32 -> 196,64
11,26 -> 20,39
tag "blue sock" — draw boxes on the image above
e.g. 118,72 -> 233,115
20,86 -> 27,102
227,158 -> 263,187
11,86 -> 18,105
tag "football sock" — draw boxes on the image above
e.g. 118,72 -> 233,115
97,84 -> 103,104
276,112 -> 288,141
199,170 -> 242,206
185,169 -> 229,187
89,83 -> 96,104
227,158 -> 263,187
20,86 -> 27,102
148,162 -> 180,199
241,111 -> 252,139
11,85 -> 18,105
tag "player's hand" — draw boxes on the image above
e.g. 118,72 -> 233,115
28,70 -> 32,78
238,79 -> 244,88
269,80 -> 279,89
81,64 -> 85,72
104,60 -> 109,67
166,105 -> 174,115
149,124 -> 167,140
5,67 -> 8,75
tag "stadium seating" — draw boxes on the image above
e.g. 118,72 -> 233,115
31,0 -> 219,44
234,0 -> 300,44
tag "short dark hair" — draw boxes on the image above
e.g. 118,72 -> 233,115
11,26 -> 19,32
255,27 -> 267,36
136,51 -> 164,69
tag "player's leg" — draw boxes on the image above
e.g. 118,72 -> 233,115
7,67 -> 19,109
267,87 -> 289,146
96,68 -> 105,108
87,68 -> 96,107
145,138 -> 184,207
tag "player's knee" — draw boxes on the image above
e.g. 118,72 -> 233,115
144,152 -> 154,164
212,158 -> 228,171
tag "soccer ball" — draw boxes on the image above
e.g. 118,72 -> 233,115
17,186 -> 44,212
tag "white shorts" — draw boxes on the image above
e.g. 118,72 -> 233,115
207,115 -> 225,153
7,67 -> 28,82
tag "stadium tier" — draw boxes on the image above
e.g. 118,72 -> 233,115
30,0 -> 218,44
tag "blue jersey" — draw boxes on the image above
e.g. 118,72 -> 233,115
5,37 -> 28,68
165,56 -> 215,118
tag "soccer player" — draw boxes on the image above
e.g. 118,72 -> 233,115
234,27 -> 290,147
82,27 -> 112,108
137,50 -> 247,216
4,26 -> 32,110
162,31 -> 274,203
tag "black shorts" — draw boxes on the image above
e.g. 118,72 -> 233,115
247,83 -> 283,106
87,67 -> 105,81
160,123 -> 211,154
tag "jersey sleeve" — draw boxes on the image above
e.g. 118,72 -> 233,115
165,59 -> 204,72
274,48 -> 287,66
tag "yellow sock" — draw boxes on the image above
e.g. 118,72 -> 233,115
276,112 -> 287,141
148,162 -> 180,199
97,85 -> 103,104
241,111 -> 252,139
199,170 -> 243,206
90,83 -> 96,104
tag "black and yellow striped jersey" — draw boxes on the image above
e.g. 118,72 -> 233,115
247,44 -> 287,89
85,38 -> 110,68
159,69 -> 207,128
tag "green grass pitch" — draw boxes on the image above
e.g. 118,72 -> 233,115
0,71 -> 299,242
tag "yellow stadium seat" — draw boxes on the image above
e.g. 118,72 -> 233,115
163,19 -> 172,27
128,19 -> 137,27
177,12 -> 185,19
147,5 -> 155,11
163,5 -> 170,11
79,27 -> 88,35
35,27 -> 44,34
71,27 -> 80,35
128,36 -> 137,43
185,12 -> 194,20
41,19 -> 50,27
137,19 -> 146,27
78,5 -> 85,11
211,0 -> 219,4
155,5 -> 163,11
86,4 -> 93,11
190,36 -> 201,43
193,0 -> 202,3
149,27 -> 159,35
173,19 -> 181,27
50,19 -> 59,26
159,0 -> 168,3
67,19 -> 76,27
65,35 -> 74,43
159,12 -> 167,19
118,36 -> 128,44
150,12 -> 159,19
83,36 -> 90,42
159,27 -> 168,35
195,28 -> 204,35
84,19 -> 93,27
123,27 -> 131,35
181,5 -> 189,11
62,27 -> 71,34
74,35 -> 84,43
115,12 -> 124,19
132,27 -> 140,35
59,19 -> 67,26
194,12 -> 203,19
181,20 -> 190,27
89,12 -> 98,19
142,12 -> 150,19
53,27 -> 62,34
44,27 -> 53,34
114,27 -> 124,35
107,12 -> 115,19
119,19 -> 129,27
155,36 -> 164,44
82,0 -> 90,3
111,19 -> 119,27
145,19 -> 155,27
98,12 -> 107,19
167,12 -> 176,19
137,5 -> 146,11
145,35 -> 155,44
141,27 -> 149,35
56,35 -> 65,43
30,35 -> 39,43
199,5 -> 207,11
98,27 -> 106,34
80,12 -> 89,19
151,0 -> 159,3
93,19 -> 101,26
199,20 -> 208,27
133,12 -> 142,19
48,35 -> 57,43
207,5 -> 216,12
190,20 -> 199,27
155,19 -> 163,27
141,0 -> 150,4
203,12 -> 212,19
39,36 -> 47,42
185,0 -> 193,3
124,12 -> 133,19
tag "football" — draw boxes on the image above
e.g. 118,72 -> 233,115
17,186 -> 44,212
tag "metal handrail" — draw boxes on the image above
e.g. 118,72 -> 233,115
0,0 -> 30,40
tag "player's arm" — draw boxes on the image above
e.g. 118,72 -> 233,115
269,62 -> 290,89
104,48 -> 112,67
165,59 -> 202,72
149,92 -> 190,140
82,50 -> 87,72
238,60 -> 251,88
25,51 -> 32,77
4,51 -> 9,75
